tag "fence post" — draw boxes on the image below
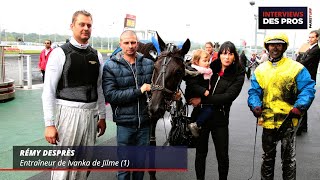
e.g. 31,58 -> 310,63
18,55 -> 24,87
26,55 -> 32,89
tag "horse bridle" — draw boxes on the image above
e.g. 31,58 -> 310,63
150,43 -> 184,111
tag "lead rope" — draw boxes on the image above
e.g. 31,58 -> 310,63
247,114 -> 301,180
247,118 -> 258,180
145,92 -> 150,103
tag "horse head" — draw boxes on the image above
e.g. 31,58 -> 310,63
148,32 -> 190,120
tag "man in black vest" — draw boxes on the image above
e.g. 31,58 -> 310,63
42,10 -> 106,179
297,30 -> 320,135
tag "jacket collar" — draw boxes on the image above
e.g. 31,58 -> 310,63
111,51 -> 144,64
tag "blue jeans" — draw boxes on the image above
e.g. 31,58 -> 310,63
196,106 -> 214,127
117,125 -> 150,180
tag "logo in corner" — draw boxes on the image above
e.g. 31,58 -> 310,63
309,8 -> 312,28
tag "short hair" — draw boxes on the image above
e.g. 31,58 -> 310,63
120,30 -> 138,42
205,42 -> 214,48
72,10 -> 92,24
45,40 -> 51,44
310,30 -> 319,38
191,49 -> 209,65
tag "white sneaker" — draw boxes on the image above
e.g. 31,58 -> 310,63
188,122 -> 199,137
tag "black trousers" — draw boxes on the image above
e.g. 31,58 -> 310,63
41,70 -> 45,82
195,122 -> 229,180
261,128 -> 296,180
298,112 -> 308,132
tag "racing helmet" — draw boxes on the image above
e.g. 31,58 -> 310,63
264,33 -> 289,51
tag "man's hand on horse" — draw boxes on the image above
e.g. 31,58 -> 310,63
189,97 -> 201,107
141,83 -> 151,93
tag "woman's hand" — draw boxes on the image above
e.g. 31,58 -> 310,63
189,97 -> 201,107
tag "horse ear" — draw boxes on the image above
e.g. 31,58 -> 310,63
156,31 -> 166,52
179,39 -> 191,56
149,50 -> 158,61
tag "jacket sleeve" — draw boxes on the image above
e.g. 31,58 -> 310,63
96,52 -> 106,119
201,73 -> 245,105
102,62 -> 143,105
247,73 -> 263,110
186,75 -> 207,98
38,50 -> 43,68
42,48 -> 65,126
294,67 -> 316,110
299,47 -> 320,66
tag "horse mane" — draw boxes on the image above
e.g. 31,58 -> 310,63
137,42 -> 157,61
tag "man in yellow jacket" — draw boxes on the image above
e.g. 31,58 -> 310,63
248,33 -> 315,180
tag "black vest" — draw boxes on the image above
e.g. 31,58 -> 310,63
56,42 -> 100,103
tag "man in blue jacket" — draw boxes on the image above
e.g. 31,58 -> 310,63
102,30 -> 154,180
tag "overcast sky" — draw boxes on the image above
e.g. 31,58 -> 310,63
0,0 -> 319,49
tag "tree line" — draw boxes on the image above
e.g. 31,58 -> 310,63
0,31 -> 119,50
0,31 -> 204,51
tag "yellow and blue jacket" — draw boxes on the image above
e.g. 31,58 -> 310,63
248,57 -> 315,129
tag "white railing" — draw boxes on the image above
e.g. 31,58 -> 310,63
4,54 -> 33,89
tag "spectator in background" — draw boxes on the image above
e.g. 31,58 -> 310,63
257,49 -> 268,64
240,50 -> 250,79
205,41 -> 218,63
249,52 -> 259,71
296,30 -> 320,135
295,42 -> 310,62
38,40 -> 53,82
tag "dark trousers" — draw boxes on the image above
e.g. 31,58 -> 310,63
298,112 -> 308,132
195,121 -> 229,180
41,70 -> 45,82
196,106 -> 214,127
261,128 -> 296,180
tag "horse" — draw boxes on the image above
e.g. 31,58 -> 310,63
146,32 -> 190,180
137,41 -> 157,61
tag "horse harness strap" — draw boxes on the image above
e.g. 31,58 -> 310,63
151,56 -> 174,94
151,43 -> 184,94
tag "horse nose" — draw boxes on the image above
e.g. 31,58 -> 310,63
148,102 -> 165,119
148,103 -> 159,117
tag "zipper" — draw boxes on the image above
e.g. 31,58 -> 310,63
211,76 -> 220,95
222,105 -> 225,116
115,106 -> 118,117
125,59 -> 141,128
211,76 -> 225,116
